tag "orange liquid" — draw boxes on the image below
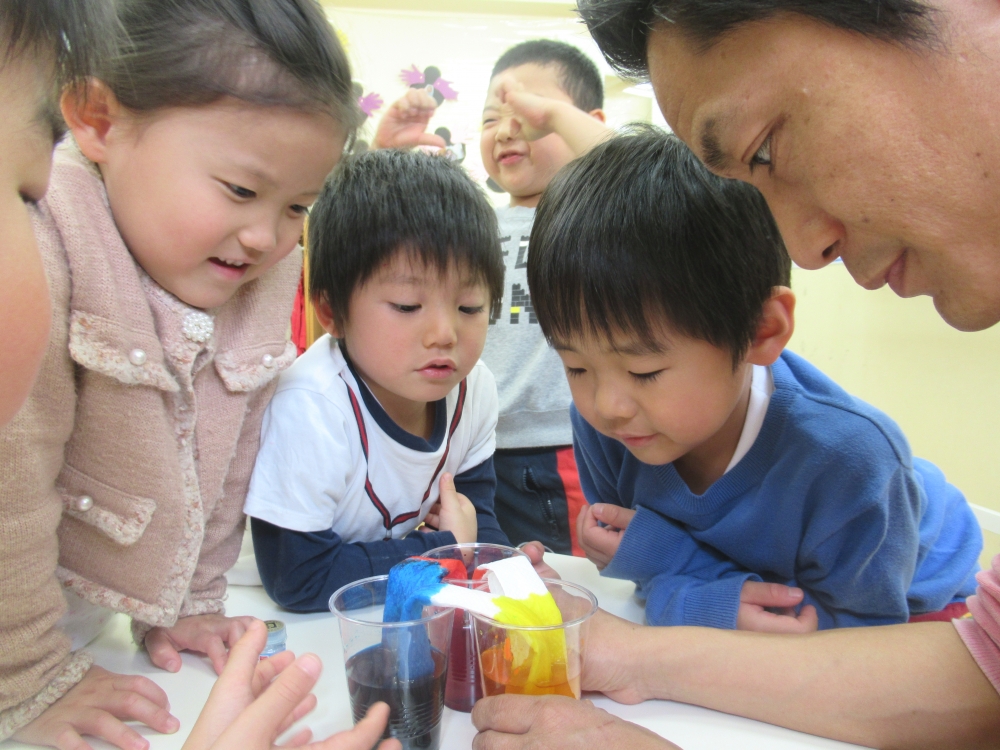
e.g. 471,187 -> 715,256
479,643 -> 580,698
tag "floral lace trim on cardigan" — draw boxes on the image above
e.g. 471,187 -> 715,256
0,651 -> 93,740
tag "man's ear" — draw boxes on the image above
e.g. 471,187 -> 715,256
312,294 -> 342,338
60,80 -> 125,164
588,108 -> 607,124
745,286 -> 795,367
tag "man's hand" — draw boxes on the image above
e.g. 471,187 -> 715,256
146,614 -> 256,675
372,89 -> 446,150
577,504 -> 635,570
736,581 -> 819,633
184,620 -> 399,750
13,666 -> 179,750
471,694 -> 679,750
517,540 -> 561,580
425,473 -> 477,544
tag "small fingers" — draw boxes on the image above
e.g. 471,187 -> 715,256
740,581 -> 804,608
110,674 -> 170,711
52,726 -> 94,750
797,604 -> 819,632
206,635 -> 230,675
590,503 -> 635,530
279,727 -> 314,748
145,628 -> 181,673
76,708 -> 151,750
323,702 -> 391,750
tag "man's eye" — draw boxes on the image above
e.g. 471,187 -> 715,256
459,305 -> 485,315
629,369 -> 663,383
391,303 -> 420,313
227,183 -> 256,199
749,135 -> 772,174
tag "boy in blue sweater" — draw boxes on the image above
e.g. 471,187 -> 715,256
526,126 -> 981,632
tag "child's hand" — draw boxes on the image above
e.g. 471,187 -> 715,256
145,614 -> 257,675
431,472 -> 477,545
577,504 -> 635,570
372,89 -> 447,150
494,78 -> 562,142
13,665 -> 180,750
184,620 -> 399,750
736,581 -> 819,633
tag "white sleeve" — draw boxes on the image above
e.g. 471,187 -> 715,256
455,362 -> 498,475
244,386 -> 354,532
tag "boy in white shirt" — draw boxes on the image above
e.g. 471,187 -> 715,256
245,149 -> 509,611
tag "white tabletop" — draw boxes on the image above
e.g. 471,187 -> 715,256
3,554 -> 869,750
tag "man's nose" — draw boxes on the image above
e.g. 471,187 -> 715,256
761,182 -> 845,270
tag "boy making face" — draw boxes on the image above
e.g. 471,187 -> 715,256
528,126 -> 981,633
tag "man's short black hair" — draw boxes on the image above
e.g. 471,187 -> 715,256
528,124 -> 790,365
309,149 -> 505,327
1,0 -> 114,86
492,39 -> 604,111
577,0 -> 938,79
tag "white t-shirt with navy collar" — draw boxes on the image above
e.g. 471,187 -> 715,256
244,335 -> 498,542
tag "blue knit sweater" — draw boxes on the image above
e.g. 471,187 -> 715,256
573,350 -> 981,630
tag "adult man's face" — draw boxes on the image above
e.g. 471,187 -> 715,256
648,4 -> 1000,331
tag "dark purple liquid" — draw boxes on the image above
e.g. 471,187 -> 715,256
444,610 -> 481,712
346,645 -> 447,750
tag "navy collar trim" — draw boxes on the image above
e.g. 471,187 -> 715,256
341,345 -> 447,452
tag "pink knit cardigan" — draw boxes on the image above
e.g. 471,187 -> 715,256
955,553 -> 1000,693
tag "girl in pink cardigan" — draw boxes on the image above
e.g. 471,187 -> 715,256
0,1 -> 368,748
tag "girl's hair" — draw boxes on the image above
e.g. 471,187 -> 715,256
1,0 -> 114,87
309,149 -> 505,327
99,0 -> 361,130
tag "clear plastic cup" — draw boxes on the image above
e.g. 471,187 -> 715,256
470,579 -> 597,699
423,543 -> 527,712
329,575 -> 454,750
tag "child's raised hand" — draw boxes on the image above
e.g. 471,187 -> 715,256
433,472 -> 478,545
577,504 -> 635,570
372,89 -> 447,150
12,665 -> 179,750
736,581 -> 819,634
145,614 -> 257,675
184,620 -> 399,750
494,79 -> 558,142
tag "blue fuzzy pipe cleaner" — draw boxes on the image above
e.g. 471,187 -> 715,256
382,559 -> 448,681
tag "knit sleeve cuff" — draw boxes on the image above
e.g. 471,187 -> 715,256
132,596 -> 227,648
680,574 -> 755,629
603,505 -> 690,581
0,650 -> 93,740
955,616 -> 1000,696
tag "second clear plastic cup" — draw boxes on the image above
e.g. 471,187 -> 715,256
329,575 -> 454,750
470,579 -> 597,699
423,543 -> 527,712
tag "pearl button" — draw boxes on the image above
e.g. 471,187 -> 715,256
261,354 -> 275,368
129,348 -> 147,366
76,495 -> 94,512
